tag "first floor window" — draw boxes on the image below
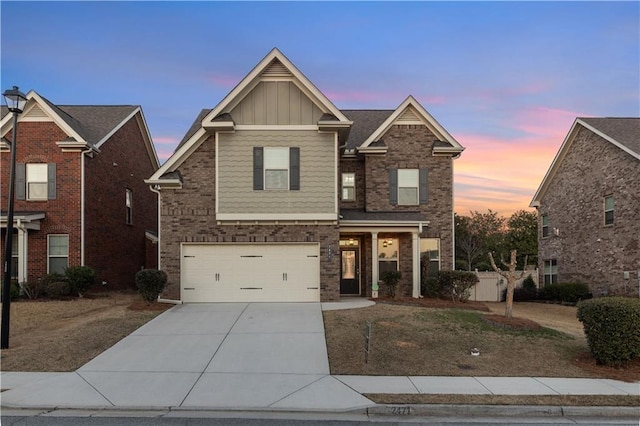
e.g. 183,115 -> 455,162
126,189 -> 133,224
604,195 -> 614,225
378,237 -> 399,275
48,235 -> 69,274
342,173 -> 355,201
11,232 -> 18,280
541,214 -> 549,238
26,163 -> 48,200
543,259 -> 558,285
420,238 -> 440,278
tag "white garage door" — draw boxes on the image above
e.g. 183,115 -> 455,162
181,244 -> 320,302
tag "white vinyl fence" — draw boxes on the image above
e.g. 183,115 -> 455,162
469,270 -> 539,302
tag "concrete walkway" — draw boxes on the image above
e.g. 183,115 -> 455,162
1,301 -> 638,413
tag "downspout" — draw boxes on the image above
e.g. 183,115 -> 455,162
80,147 -> 93,266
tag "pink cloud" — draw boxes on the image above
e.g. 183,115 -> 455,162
207,73 -> 241,88
153,136 -> 179,145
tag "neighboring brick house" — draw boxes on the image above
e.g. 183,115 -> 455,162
146,49 -> 464,302
1,91 -> 159,289
530,117 -> 640,296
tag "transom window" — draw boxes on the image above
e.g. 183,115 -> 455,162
398,169 -> 419,205
264,147 -> 289,190
48,234 -> 69,275
26,163 -> 48,200
543,259 -> 558,286
378,237 -> 399,275
342,173 -> 355,201
604,195 -> 614,225
541,214 -> 549,237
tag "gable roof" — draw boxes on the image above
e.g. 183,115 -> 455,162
1,90 -> 159,169
357,96 -> 464,155
530,117 -> 640,207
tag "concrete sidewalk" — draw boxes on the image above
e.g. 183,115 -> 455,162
1,301 -> 638,413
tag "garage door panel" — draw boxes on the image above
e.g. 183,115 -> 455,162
181,244 -> 320,302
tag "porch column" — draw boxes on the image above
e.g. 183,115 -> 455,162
17,228 -> 27,282
371,232 -> 378,291
412,231 -> 420,298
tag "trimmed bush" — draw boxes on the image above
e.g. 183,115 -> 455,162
422,277 -> 440,298
20,279 -> 46,299
540,282 -> 591,304
0,279 -> 21,301
45,280 -> 71,299
437,271 -> 479,302
135,269 -> 167,303
380,270 -> 402,298
65,266 -> 96,297
577,297 -> 640,366
502,275 -> 538,302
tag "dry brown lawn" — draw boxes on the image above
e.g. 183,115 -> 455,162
0,292 -> 170,372
324,299 -> 640,382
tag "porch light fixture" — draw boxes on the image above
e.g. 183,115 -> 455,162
2,85 -> 27,349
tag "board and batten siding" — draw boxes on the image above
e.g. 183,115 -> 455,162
230,81 -> 324,125
218,130 -> 336,214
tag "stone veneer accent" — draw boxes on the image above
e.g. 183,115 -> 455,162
537,126 -> 640,296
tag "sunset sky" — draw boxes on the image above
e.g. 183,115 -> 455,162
2,2 -> 638,217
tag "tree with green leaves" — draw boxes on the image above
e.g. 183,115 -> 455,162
455,210 -> 505,271
506,210 -> 537,269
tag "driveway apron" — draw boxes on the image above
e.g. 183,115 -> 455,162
73,302 -> 372,411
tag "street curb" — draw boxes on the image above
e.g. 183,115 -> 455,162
365,404 -> 640,418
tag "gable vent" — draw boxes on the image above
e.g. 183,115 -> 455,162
396,107 -> 421,123
24,104 -> 48,119
261,59 -> 292,78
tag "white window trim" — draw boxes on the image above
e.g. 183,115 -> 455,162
47,234 -> 69,274
397,169 -> 419,206
126,188 -> 133,225
26,163 -> 48,200
604,195 -> 614,226
378,237 -> 399,271
264,147 -> 290,190
541,214 -> 549,238
342,172 -> 355,201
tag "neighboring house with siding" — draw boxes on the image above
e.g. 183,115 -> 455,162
146,48 -> 464,303
1,91 -> 159,289
530,117 -> 640,296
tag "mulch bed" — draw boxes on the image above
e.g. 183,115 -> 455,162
572,351 -> 640,383
373,296 -> 491,312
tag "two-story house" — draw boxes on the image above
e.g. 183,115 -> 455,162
530,117 -> 640,297
1,91 -> 159,289
146,49 -> 464,303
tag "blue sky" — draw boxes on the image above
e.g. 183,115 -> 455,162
2,1 -> 638,215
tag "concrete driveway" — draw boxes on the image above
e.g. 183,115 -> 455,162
61,303 -> 370,410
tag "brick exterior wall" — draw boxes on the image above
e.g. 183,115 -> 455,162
1,122 -> 82,280
158,136 -> 341,301
84,114 -> 158,289
537,126 -> 640,296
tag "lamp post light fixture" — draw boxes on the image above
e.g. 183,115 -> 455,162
2,86 -> 27,349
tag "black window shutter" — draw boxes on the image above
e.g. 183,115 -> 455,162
290,147 -> 300,190
389,168 -> 398,204
419,168 -> 428,204
253,147 -> 263,190
48,163 -> 57,199
16,163 -> 26,200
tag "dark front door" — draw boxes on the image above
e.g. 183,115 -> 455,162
340,248 -> 359,295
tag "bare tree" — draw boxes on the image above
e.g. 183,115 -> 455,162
488,249 -> 528,318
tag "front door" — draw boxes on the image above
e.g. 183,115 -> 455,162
340,248 -> 360,295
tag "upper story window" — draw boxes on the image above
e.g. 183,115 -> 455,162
541,214 -> 549,237
253,147 -> 300,191
126,189 -> 133,225
27,164 -> 48,200
342,173 -> 355,201
389,168 -> 428,206
604,195 -> 614,225
17,163 -> 56,200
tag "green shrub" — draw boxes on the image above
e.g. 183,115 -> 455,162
45,281 -> 71,299
522,275 -> 537,292
502,275 -> 538,302
540,282 -> 591,304
65,266 -> 95,297
20,279 -> 46,299
422,277 -> 440,298
0,279 -> 21,301
577,297 -> 640,366
135,269 -> 167,303
380,270 -> 402,298
437,271 -> 478,302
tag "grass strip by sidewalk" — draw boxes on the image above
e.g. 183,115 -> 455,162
365,394 -> 640,407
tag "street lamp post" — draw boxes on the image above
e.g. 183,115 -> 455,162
2,86 -> 27,349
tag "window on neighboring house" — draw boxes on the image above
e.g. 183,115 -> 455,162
542,214 -> 549,238
253,147 -> 300,191
48,235 -> 69,274
420,238 -> 440,278
17,163 -> 56,200
378,237 -> 399,275
342,173 -> 355,201
126,189 -> 133,225
389,168 -> 428,206
543,259 -> 558,285
604,195 -> 614,225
